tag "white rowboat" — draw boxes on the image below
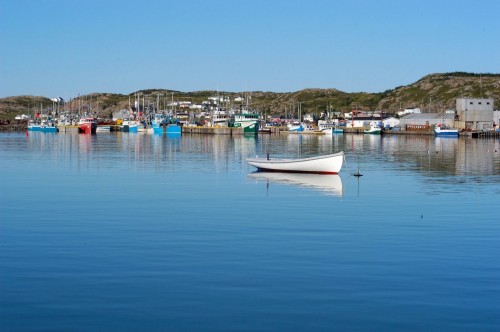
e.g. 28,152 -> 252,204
247,151 -> 344,174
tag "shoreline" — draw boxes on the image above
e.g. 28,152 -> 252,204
2,123 -> 499,138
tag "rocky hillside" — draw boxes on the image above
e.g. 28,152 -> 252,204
378,72 -> 500,112
1,72 -> 499,120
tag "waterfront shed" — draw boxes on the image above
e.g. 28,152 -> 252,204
493,110 -> 500,129
398,113 -> 455,130
382,117 -> 400,128
456,98 -> 494,130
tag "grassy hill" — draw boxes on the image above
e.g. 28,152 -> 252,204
1,72 -> 499,121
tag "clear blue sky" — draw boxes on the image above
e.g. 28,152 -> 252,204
1,0 -> 499,99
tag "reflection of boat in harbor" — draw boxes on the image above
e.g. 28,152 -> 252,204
248,172 -> 343,196
96,125 -> 111,132
247,151 -> 344,174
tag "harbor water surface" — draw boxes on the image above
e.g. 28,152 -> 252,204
1,132 -> 499,331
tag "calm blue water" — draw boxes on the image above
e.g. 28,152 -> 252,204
1,131 -> 499,331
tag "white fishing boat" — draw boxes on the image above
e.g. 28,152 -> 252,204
248,172 -> 343,196
27,120 -> 41,131
211,110 -> 228,126
287,122 -> 303,132
40,118 -> 59,133
121,118 -> 138,133
322,127 -> 344,134
247,151 -> 344,174
434,125 -> 459,137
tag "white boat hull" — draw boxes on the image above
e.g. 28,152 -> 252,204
247,151 -> 344,174
364,125 -> 382,134
434,127 -> 459,137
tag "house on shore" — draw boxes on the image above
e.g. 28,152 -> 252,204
344,112 -> 382,128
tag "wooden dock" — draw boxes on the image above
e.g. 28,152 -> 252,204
470,130 -> 500,138
182,126 -> 243,135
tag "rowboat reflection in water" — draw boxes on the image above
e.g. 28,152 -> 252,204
248,172 -> 343,196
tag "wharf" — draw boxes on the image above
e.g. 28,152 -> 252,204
382,129 -> 433,136
341,128 -> 435,135
182,126 -> 283,135
182,126 -> 243,135
470,130 -> 500,138
58,125 -> 79,133
282,130 -> 325,135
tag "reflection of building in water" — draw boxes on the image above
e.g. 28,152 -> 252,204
456,98 -> 494,131
374,136 -> 498,177
455,138 -> 499,175
427,138 -> 498,176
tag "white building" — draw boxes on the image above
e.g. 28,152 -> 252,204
303,113 -> 314,122
493,110 -> 500,128
456,98 -> 494,130
382,117 -> 400,128
397,107 -> 421,116
208,96 -> 230,104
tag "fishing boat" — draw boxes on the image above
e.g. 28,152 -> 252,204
165,123 -> 181,134
434,124 -> 459,137
78,117 -> 97,134
211,110 -> 228,126
137,121 -> 148,132
40,118 -> 59,133
121,118 -> 138,133
151,114 -> 182,134
247,151 -> 344,174
27,120 -> 41,131
332,127 -> 344,134
248,172 -> 343,196
364,123 -> 382,135
318,120 -> 335,132
229,113 -> 259,134
322,127 -> 344,134
151,114 -> 166,134
287,122 -> 303,132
